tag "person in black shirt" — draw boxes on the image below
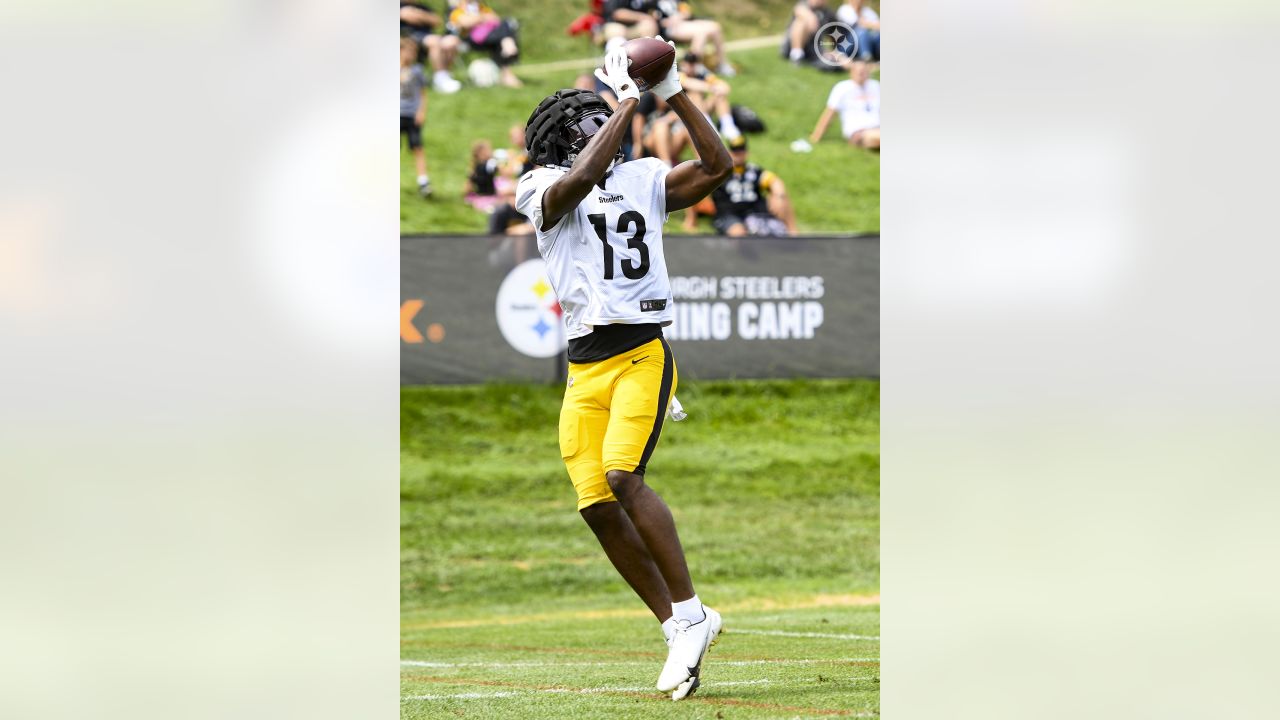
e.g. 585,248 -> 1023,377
701,135 -> 797,236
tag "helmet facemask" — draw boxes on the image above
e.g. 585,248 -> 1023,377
526,89 -> 623,171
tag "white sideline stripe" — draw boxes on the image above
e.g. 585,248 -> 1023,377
402,678 -> 771,701
731,629 -> 881,641
518,34 -> 784,75
402,658 -> 877,668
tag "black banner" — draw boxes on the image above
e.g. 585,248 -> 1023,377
401,234 -> 878,384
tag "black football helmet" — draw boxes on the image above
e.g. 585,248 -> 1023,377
525,89 -> 622,169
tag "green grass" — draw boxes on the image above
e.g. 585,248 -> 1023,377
402,0 -> 879,234
401,378 -> 879,717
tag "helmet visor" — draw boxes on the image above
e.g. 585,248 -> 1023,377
563,110 -> 612,162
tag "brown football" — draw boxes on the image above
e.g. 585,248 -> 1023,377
624,37 -> 675,92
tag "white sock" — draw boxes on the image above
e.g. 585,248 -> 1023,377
789,47 -> 804,61
434,70 -> 451,81
417,175 -> 428,185
672,595 -> 705,624
719,115 -> 740,139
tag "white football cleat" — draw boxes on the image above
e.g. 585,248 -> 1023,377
656,605 -> 722,695
671,675 -> 700,701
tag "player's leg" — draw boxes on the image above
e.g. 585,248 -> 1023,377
564,359 -> 673,623
601,339 -> 721,697
603,471 -> 694,599
601,338 -> 694,603
580,501 -> 673,622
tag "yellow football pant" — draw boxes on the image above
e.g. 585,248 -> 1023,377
558,337 -> 677,510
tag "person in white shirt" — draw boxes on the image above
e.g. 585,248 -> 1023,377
808,59 -> 880,150
836,0 -> 880,61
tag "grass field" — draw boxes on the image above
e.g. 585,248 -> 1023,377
401,378 -> 880,718
401,0 -> 880,235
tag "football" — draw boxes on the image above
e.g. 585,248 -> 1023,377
624,37 -> 676,92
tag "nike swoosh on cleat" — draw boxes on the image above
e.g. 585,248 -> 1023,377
631,356 -> 649,364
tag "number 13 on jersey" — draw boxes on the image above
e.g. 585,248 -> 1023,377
588,211 -> 649,281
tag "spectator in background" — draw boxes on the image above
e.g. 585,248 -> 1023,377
678,52 -> 740,140
485,124 -> 536,266
448,1 -> 523,88
692,135 -> 796,236
655,1 -> 735,77
464,139 -> 504,212
400,38 -> 432,198
836,0 -> 879,61
400,1 -> 462,93
630,90 -> 662,159
601,0 -> 660,41
786,0 -> 837,64
809,59 -> 880,150
644,96 -> 690,166
501,124 -> 535,179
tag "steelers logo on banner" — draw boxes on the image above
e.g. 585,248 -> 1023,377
495,259 -> 567,358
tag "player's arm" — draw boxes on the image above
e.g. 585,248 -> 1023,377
664,91 -> 732,212
416,86 -> 427,126
809,107 -> 835,144
540,49 -> 641,231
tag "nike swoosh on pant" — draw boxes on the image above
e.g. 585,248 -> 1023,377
631,356 -> 649,364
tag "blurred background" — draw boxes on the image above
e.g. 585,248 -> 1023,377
400,0 -> 880,238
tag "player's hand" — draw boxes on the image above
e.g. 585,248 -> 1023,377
594,46 -> 641,102
650,36 -> 683,101
414,110 -> 425,127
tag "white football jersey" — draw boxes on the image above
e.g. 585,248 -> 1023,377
515,158 -> 674,340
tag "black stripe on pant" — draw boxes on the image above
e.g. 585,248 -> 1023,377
633,338 -> 674,476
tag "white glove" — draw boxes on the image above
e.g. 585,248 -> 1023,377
593,46 -> 641,102
650,35 -> 682,101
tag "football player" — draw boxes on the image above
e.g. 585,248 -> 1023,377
514,39 -> 731,701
